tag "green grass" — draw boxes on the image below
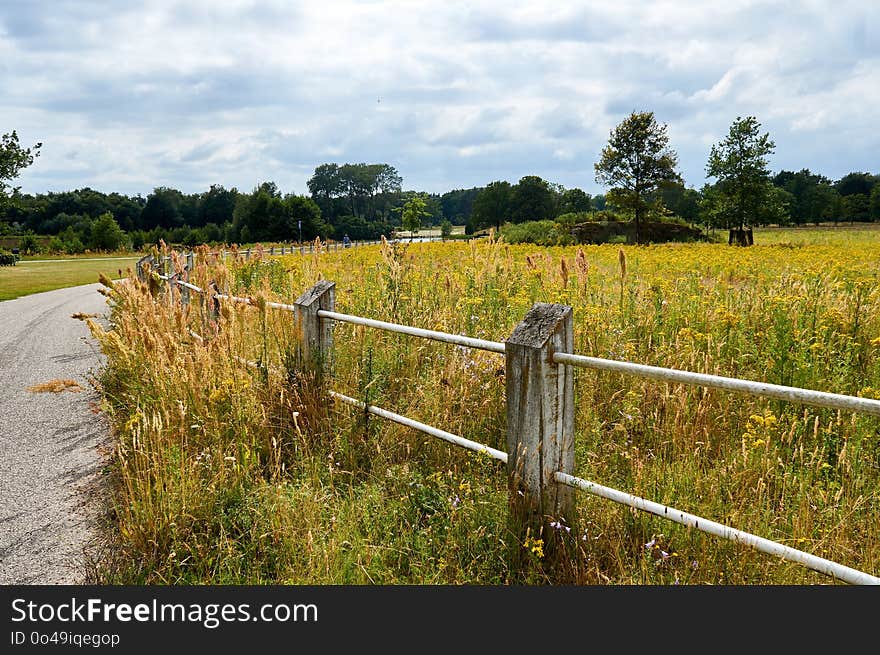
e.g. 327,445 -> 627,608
754,224 -> 880,246
0,256 -> 141,301
85,236 -> 880,585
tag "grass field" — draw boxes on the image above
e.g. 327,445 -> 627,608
87,232 -> 880,584
0,256 -> 142,301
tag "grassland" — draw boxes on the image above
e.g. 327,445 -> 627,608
0,256 -> 141,301
87,234 -> 880,584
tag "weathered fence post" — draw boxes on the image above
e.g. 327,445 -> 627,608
505,302 -> 575,564
136,254 -> 154,283
177,252 -> 190,307
207,281 -> 221,325
293,280 -> 335,379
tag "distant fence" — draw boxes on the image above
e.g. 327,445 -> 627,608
136,245 -> 880,585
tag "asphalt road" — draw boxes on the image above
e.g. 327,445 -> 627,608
0,283 -> 110,584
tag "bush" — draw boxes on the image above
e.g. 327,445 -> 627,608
18,232 -> 41,255
591,209 -> 625,223
47,236 -> 65,253
130,230 -> 147,251
440,219 -> 453,239
555,211 -> 594,229
0,252 -> 16,266
332,215 -> 392,241
89,212 -> 127,251
500,220 -> 573,246
64,236 -> 86,254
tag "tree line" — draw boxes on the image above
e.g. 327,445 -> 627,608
1,124 -> 878,254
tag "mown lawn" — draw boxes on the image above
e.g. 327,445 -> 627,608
0,256 -> 142,301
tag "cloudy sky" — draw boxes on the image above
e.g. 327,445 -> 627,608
1,0 -> 877,198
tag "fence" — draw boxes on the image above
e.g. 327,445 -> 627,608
136,247 -> 880,585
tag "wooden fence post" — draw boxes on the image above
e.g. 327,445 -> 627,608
180,252 -> 193,307
208,281 -> 220,325
293,280 -> 335,379
136,254 -> 154,283
505,302 -> 575,562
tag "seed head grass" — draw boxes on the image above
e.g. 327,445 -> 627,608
86,233 -> 880,584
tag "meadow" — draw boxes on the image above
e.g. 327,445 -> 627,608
86,230 -> 880,584
0,255 -> 141,301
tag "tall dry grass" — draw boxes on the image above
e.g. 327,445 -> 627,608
88,235 -> 880,584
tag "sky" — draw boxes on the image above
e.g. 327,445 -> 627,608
1,0 -> 878,199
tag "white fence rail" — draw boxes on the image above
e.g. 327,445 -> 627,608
140,248 -> 880,585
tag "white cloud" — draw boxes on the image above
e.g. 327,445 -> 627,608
1,0 -> 877,197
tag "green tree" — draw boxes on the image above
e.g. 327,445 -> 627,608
560,187 -> 592,214
140,187 -> 184,229
197,184 -> 237,227
439,219 -> 452,239
808,182 -> 842,224
772,169 -> 829,225
440,187 -> 481,225
400,195 -> 430,238
657,180 -> 700,224
510,175 -> 556,223
705,116 -> 776,236
283,193 -> 327,241
842,193 -> 870,223
89,212 -> 127,251
594,111 -> 680,243
870,185 -> 880,221
759,186 -> 794,226
471,181 -> 512,231
18,232 -> 40,255
835,172 -> 877,197
0,131 -> 41,203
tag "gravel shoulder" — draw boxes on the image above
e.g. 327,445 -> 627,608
0,282 -> 111,584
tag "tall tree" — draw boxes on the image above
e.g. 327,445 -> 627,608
197,184 -> 237,226
842,194 -> 870,223
510,175 -> 556,223
772,169 -> 830,225
440,187 -> 481,225
870,184 -> 880,222
400,194 -> 431,238
560,187 -> 592,214
308,162 -> 402,223
594,111 -> 680,243
471,180 -> 512,231
809,182 -> 842,225
140,187 -> 185,229
657,180 -> 700,224
835,172 -> 877,197
89,212 -> 127,251
0,131 -> 41,203
705,116 -> 776,237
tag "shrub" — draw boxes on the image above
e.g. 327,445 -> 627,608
440,219 -> 453,239
18,232 -> 41,255
555,211 -> 595,228
47,236 -> 66,253
64,236 -> 86,254
500,220 -> 573,246
89,212 -> 127,251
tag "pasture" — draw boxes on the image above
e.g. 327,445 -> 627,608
87,231 -> 880,584
0,255 -> 141,301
